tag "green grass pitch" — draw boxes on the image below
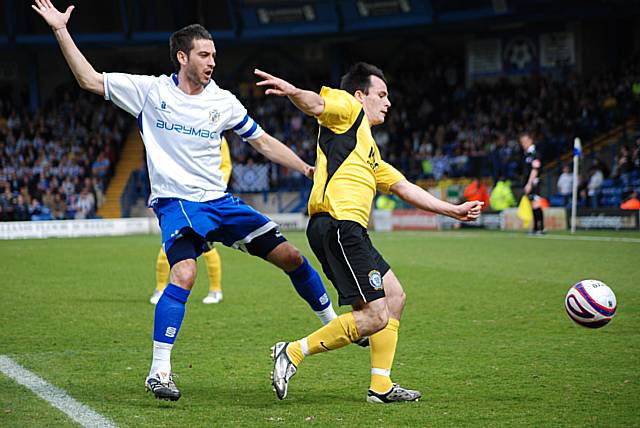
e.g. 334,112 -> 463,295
1,230 -> 638,427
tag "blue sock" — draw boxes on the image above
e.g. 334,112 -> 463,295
287,257 -> 331,311
153,283 -> 190,344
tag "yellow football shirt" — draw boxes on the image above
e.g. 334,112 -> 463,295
220,136 -> 232,185
308,86 -> 405,228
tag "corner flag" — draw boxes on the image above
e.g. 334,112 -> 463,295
517,195 -> 533,228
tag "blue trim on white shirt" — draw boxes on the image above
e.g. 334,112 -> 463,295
240,121 -> 259,139
138,112 -> 143,134
171,72 -> 210,88
233,114 -> 250,131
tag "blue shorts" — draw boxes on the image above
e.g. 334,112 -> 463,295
152,194 -> 280,259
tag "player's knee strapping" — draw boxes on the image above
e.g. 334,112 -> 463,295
286,256 -> 331,312
166,234 -> 199,267
153,283 -> 190,344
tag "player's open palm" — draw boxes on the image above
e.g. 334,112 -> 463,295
456,201 -> 483,221
254,69 -> 297,97
32,0 -> 74,30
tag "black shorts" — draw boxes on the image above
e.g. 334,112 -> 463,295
526,183 -> 541,201
306,214 -> 390,306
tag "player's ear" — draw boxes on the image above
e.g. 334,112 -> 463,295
353,90 -> 365,103
177,50 -> 189,67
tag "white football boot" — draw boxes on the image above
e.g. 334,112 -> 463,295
270,342 -> 297,400
149,290 -> 163,305
202,290 -> 223,304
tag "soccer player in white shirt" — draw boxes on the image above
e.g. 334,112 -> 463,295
33,0 -> 342,401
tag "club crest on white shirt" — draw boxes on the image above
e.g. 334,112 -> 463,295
156,100 -> 171,113
208,108 -> 220,125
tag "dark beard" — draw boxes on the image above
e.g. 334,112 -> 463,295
186,67 -> 207,88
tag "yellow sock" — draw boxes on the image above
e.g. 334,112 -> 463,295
155,247 -> 170,292
286,313 -> 360,367
203,248 -> 222,292
369,317 -> 400,393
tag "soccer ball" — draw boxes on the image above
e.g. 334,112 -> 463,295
565,280 -> 617,328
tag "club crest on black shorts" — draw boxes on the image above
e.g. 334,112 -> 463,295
368,270 -> 383,290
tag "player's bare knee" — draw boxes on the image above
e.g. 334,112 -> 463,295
268,242 -> 303,272
367,307 -> 389,333
363,302 -> 389,333
170,261 -> 196,289
286,246 -> 304,269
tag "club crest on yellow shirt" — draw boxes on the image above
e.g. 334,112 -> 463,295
368,270 -> 383,290
367,147 -> 379,171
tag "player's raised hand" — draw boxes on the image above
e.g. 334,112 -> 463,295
455,200 -> 483,221
254,69 -> 298,97
32,0 -> 74,31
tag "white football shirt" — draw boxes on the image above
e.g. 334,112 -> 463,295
103,72 -> 264,202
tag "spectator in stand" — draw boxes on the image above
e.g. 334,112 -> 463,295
92,177 -> 105,208
585,161 -> 604,208
91,151 -> 111,179
431,149 -> 450,180
14,195 -> 30,221
490,178 -> 516,212
0,185 -> 14,220
556,165 -> 573,205
463,177 -> 490,210
51,192 -> 67,219
620,191 -> 640,210
28,198 -> 43,220
612,145 -> 633,179
75,186 -> 95,219
632,138 -> 640,171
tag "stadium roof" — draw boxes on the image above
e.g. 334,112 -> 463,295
2,0 -> 639,45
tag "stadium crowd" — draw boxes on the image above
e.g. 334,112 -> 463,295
227,54 -> 639,193
0,89 -> 129,221
1,54 -> 638,221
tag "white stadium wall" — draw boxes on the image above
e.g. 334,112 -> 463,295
0,214 -> 307,240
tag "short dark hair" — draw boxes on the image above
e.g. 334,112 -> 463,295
340,62 -> 386,95
518,130 -> 533,140
169,24 -> 212,72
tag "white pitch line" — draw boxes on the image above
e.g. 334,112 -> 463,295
0,355 -> 117,428
530,234 -> 640,243
404,231 -> 640,244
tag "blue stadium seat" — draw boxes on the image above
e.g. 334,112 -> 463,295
600,196 -> 621,207
550,194 -> 568,207
600,178 -> 616,189
600,187 -> 622,196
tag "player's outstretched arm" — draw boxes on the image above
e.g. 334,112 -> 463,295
390,179 -> 483,221
254,69 -> 325,117
247,133 -> 314,179
32,0 -> 104,96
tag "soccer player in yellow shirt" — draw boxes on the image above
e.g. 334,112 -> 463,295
256,63 -> 483,403
149,137 -> 232,305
